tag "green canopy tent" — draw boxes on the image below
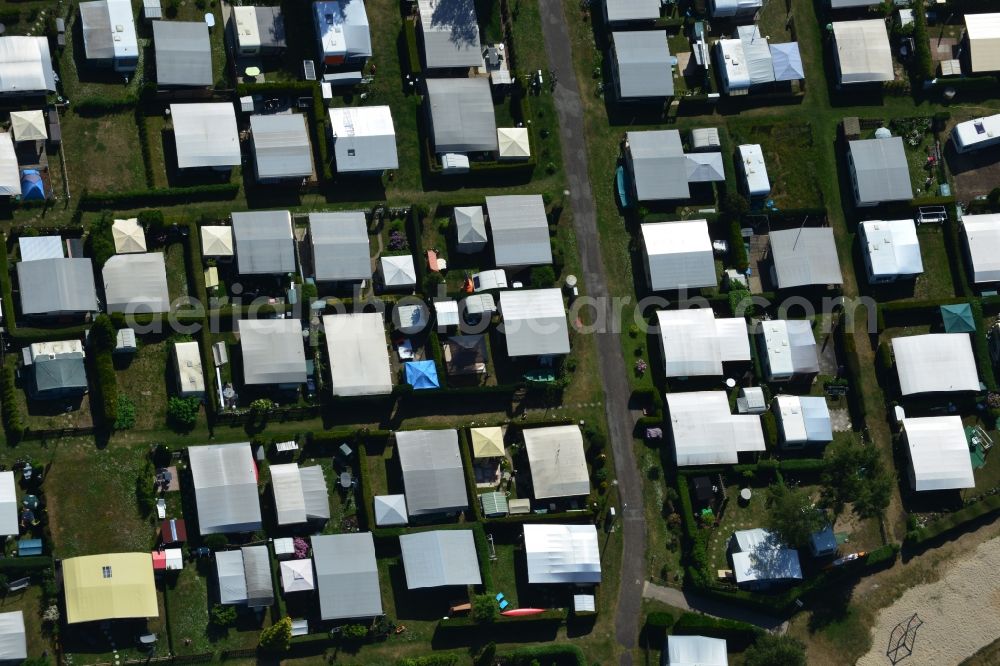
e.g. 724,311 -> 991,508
940,303 -> 975,333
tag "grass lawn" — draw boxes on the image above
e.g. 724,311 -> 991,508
0,586 -> 54,659
703,481 -> 773,575
60,112 -> 147,193
727,121 -> 825,209
58,6 -> 148,103
165,241 -> 191,302
114,334 -> 173,431
913,224 -> 956,301
636,442 -> 683,586
144,113 -> 171,189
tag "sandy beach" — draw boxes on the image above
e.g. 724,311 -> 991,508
857,536 -> 1000,665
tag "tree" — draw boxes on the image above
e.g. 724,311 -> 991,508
167,396 -> 200,430
209,603 -> 236,628
340,623 -> 368,641
259,616 -> 292,652
89,314 -> 117,352
743,635 -> 807,666
530,265 -> 557,287
821,438 -> 893,519
766,483 -> 827,548
471,593 -> 498,624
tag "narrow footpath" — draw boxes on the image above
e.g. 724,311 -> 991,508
538,3 -> 646,664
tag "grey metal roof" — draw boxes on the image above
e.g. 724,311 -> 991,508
418,0 -> 483,69
426,78 -> 498,153
329,106 -> 399,173
232,210 -> 296,275
312,533 -> 382,620
314,0 -> 372,61
189,443 -> 262,535
17,258 -> 97,315
374,494 -> 407,526
829,0 -> 878,7
396,429 -> 468,517
309,211 -> 371,281
455,206 -> 487,248
605,0 -> 661,24
250,114 -> 312,180
768,227 -> 844,288
80,1 -> 114,60
102,253 -> 171,313
399,530 -> 482,589
627,130 -> 688,200
486,195 -> 552,267
613,30 -> 673,98
252,6 -> 286,48
32,355 -> 87,396
0,37 -> 56,93
153,21 -> 212,86
300,465 -> 330,520
848,137 -> 913,205
237,318 -> 307,385
215,549 -> 247,604
242,546 -> 273,607
0,611 -> 26,661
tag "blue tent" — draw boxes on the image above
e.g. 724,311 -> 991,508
20,169 -> 44,200
405,360 -> 440,390
941,303 -> 975,333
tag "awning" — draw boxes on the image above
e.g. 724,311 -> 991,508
10,110 -> 46,142
112,218 -> 147,254
941,303 -> 975,333
201,225 -> 234,257
471,427 -> 505,458
404,360 -> 439,390
280,559 -> 315,593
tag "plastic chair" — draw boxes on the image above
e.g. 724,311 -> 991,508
495,592 -> 504,602
499,600 -> 509,610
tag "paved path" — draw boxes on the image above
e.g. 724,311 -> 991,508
539,4 -> 646,664
642,582 -> 788,633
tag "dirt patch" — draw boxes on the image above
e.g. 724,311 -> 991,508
943,116 -> 1000,200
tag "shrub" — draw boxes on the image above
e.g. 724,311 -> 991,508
340,623 -> 368,641
137,209 -> 166,236
135,463 -> 156,517
85,215 -> 117,268
471,593 -> 498,624
167,396 -> 199,430
259,617 -> 292,652
115,394 -> 136,430
203,533 -> 227,550
530,265 -> 557,287
742,634 -> 806,666
209,603 -> 236,627
91,350 -> 118,427
1,363 -> 25,443
89,315 -> 117,352
761,410 -> 778,448
398,657 -> 458,666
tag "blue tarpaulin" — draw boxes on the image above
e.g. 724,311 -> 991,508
17,539 -> 42,556
20,169 -> 44,200
405,360 -> 440,390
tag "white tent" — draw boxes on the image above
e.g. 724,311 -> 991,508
859,219 -> 923,282
310,212 -> 372,282
666,391 -> 765,466
169,103 -> 240,169
892,334 -> 980,396
270,463 -> 329,525
499,289 -> 570,357
523,425 -> 590,499
189,443 -> 262,535
775,395 -> 833,446
966,13 -> 1000,73
237,319 -> 307,386
374,494 -> 408,526
380,255 -> 417,288
903,416 -> 976,491
9,110 -> 46,141
832,20 -> 894,84
322,313 -> 392,396
656,309 -> 750,377
112,218 -> 147,254
0,612 -> 26,661
102,253 -> 171,313
641,220 -> 716,291
216,550 -> 248,604
312,533 -> 382,620
399,530 -> 482,589
280,559 -> 316,593
666,635 -> 728,666
0,472 -> 16,536
174,340 -> 205,396
497,127 -> 530,160
455,206 -> 487,252
962,214 -> 1000,283
0,133 -> 19,196
759,319 -> 820,380
0,37 -> 55,93
396,429 -> 468,517
487,195 -> 552,267
523,524 -> 601,584
200,226 -> 234,257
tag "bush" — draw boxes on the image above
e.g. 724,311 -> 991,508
167,396 -> 199,430
203,533 -> 227,550
471,592 -> 497,624
115,394 -> 136,430
340,623 -> 368,641
1,363 -> 25,443
91,349 -> 118,428
398,657 -> 458,666
135,463 -> 156,517
79,183 -> 240,210
259,616 -> 292,652
137,210 -> 166,236
673,612 -> 762,648
209,603 -> 236,628
530,265 -> 557,287
742,634 -> 806,666
761,410 -> 778,448
728,217 -> 749,272
86,215 -> 117,268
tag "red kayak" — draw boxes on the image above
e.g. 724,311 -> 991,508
501,608 -> 546,617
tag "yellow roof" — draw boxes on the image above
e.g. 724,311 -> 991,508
63,553 -> 158,624
471,427 -> 505,458
10,110 -> 46,142
112,218 -> 147,254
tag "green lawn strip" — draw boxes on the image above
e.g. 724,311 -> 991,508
60,111 -> 148,194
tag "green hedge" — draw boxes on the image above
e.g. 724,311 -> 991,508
911,0 -> 933,82
404,17 -> 422,75
73,95 -> 140,116
673,612 -> 762,648
134,108 -> 155,188
397,656 -> 459,666
437,609 -> 567,632
91,349 -> 117,428
728,216 -> 749,271
0,556 -> 53,573
878,297 -> 969,328
79,183 -> 240,209
497,645 -> 585,666
905,495 -> 1000,547
0,363 -> 25,444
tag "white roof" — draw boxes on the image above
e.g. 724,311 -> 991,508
0,37 -> 55,93
394,302 -> 429,335
112,218 -> 147,254
18,235 -> 62,262
0,472 -> 16,537
174,340 -> 205,396
626,130 -> 689,200
656,309 -> 750,377
860,219 -> 923,278
486,195 -> 552,267
215,549 -> 248,604
237,318 -> 307,385
666,391 -> 765,466
952,114 -> 1000,151
310,211 -> 371,282
737,144 -> 770,197
732,549 -> 802,584
605,0 -> 660,23
270,463 -> 329,524
322,313 -> 392,396
903,416 -> 976,491
381,255 -> 417,287
963,213 -> 1000,283
233,6 -> 261,50
233,211 -> 296,275
250,114 -> 313,180
892,334 -> 980,395
374,494 -> 407,526
711,0 -> 762,17
189,443 -> 262,534
280,559 -> 315,593
736,24 -> 774,85
455,206 -> 487,248
473,269 -> 508,291
312,533 -> 382,620
497,127 -> 530,159
612,30 -> 673,98
641,220 -> 716,291
434,300 -> 460,326
523,425 -> 590,499
832,20 -> 894,84
760,319 -> 820,378
314,0 -> 372,61
328,106 -> 399,173
966,14 -> 1000,73
499,289 -> 570,357
691,127 -> 720,149
775,395 -> 832,444
0,133 -> 18,196
201,225 -> 234,257
81,0 -> 138,62
170,103 -> 240,169
9,110 -> 46,141
0,611 -> 25,661
102,253 -> 171,313
523,524 -> 601,584
768,227 -> 844,288
417,0 -> 483,68
667,636 -> 728,666
396,429 -> 468,516
717,39 -> 752,92
399,530 -> 482,589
